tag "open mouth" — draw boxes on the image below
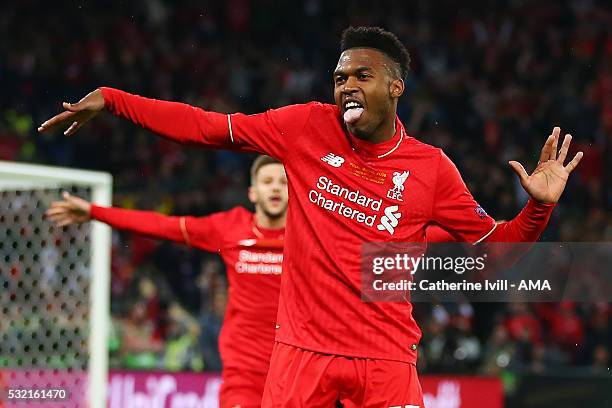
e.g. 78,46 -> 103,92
343,100 -> 364,124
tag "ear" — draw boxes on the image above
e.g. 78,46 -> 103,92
248,185 -> 257,204
390,78 -> 404,98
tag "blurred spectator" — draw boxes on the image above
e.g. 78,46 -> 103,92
161,302 -> 204,371
505,303 -> 542,345
199,291 -> 227,372
449,315 -> 482,371
115,300 -> 163,370
591,344 -> 611,374
549,302 -> 584,357
480,323 -> 517,376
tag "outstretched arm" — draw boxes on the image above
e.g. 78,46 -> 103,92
37,88 -> 313,159
37,88 -> 233,147
46,192 -> 187,244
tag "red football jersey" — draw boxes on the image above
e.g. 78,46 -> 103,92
91,205 -> 284,372
101,88 -> 553,364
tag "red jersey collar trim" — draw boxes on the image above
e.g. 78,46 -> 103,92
347,117 -> 406,159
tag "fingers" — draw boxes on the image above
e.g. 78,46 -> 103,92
62,101 -> 82,112
62,191 -> 80,204
62,191 -> 91,213
46,200 -> 76,217
557,133 -> 572,163
45,207 -> 68,217
549,127 -> 560,160
64,121 -> 82,136
565,151 -> 584,173
538,135 -> 554,163
47,215 -> 74,227
39,89 -> 104,134
46,207 -> 70,216
45,210 -> 73,226
37,110 -> 76,134
45,191 -> 88,227
509,160 -> 529,183
47,200 -> 74,210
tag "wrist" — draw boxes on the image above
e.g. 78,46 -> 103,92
89,204 -> 102,220
98,87 -> 113,111
528,197 -> 556,207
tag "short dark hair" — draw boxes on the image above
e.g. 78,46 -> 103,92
250,155 -> 281,184
340,26 -> 410,80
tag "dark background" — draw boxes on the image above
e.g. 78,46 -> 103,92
1,0 -> 610,391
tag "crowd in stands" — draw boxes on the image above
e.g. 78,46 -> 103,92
2,0 -> 610,375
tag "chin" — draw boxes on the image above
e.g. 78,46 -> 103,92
350,125 -> 370,139
263,208 -> 284,219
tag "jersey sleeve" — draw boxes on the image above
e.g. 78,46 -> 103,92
90,205 -> 228,252
431,151 -> 556,244
90,205 -> 187,243
179,212 -> 228,252
228,102 -> 315,160
431,152 -> 497,243
100,87 -> 314,160
484,199 -> 555,242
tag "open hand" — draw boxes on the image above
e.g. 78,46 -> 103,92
37,89 -> 105,136
509,127 -> 583,204
46,192 -> 92,226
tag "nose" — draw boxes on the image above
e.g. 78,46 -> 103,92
271,181 -> 283,192
341,76 -> 359,94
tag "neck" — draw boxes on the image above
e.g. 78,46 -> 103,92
255,208 -> 286,229
353,113 -> 397,144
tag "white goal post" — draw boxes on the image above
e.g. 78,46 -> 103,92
0,160 -> 112,408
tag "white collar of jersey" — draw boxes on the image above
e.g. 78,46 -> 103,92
348,119 -> 406,159
377,126 -> 405,159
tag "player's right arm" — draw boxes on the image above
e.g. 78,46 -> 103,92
38,88 -> 313,160
46,192 -> 219,251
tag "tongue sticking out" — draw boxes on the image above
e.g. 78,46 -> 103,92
343,108 -> 364,124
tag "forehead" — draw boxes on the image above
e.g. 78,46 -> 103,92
335,48 -> 392,73
256,163 -> 285,178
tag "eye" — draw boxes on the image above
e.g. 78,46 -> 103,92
358,73 -> 370,80
334,76 -> 346,85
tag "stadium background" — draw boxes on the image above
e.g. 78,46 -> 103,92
1,0 -> 611,405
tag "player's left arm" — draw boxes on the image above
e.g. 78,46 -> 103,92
487,127 -> 582,242
432,127 -> 582,244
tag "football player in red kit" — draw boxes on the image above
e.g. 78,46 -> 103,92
46,156 -> 287,408
40,26 -> 582,407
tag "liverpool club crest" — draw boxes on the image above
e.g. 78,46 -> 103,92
387,171 -> 410,201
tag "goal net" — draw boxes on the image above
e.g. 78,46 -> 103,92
0,160 -> 112,408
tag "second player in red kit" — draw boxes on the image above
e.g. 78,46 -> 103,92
47,156 -> 287,408
41,26 -> 583,407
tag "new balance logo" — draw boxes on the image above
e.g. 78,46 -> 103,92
377,205 -> 401,235
321,153 -> 345,168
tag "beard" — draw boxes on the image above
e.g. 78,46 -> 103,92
260,202 -> 287,220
